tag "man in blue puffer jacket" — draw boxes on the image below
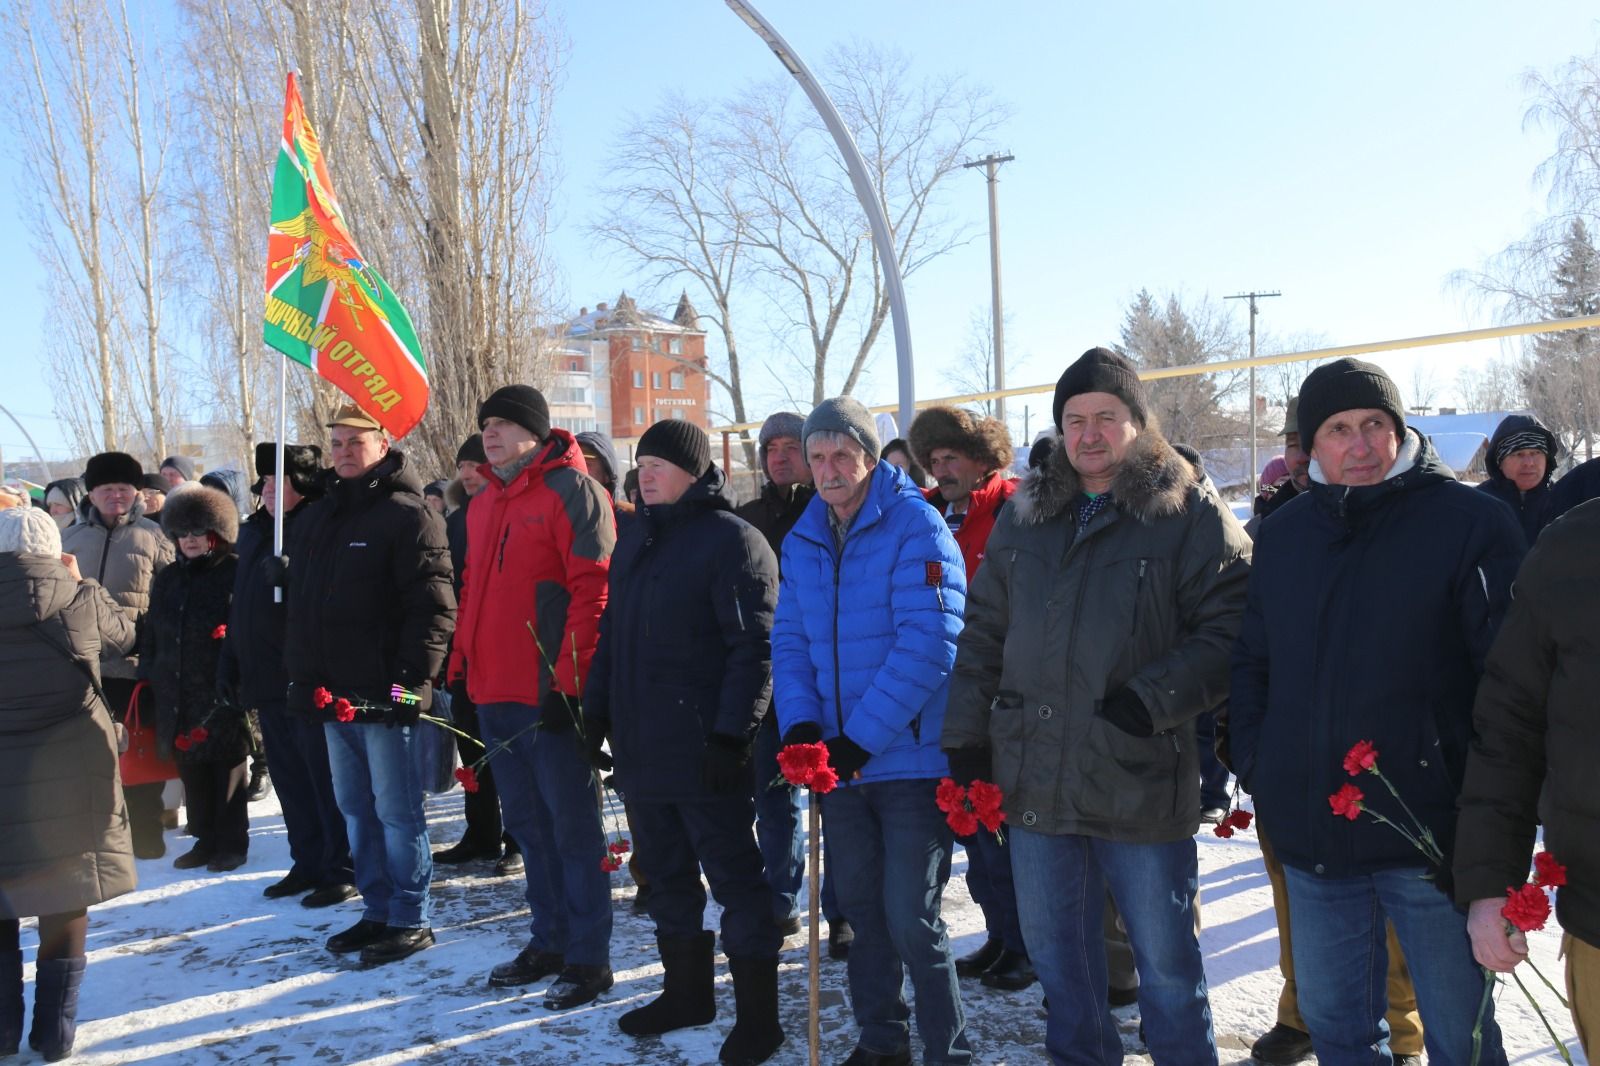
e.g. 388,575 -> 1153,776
772,396 -> 971,1066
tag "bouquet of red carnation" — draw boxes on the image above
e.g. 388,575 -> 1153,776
600,837 -> 632,873
1212,807 -> 1254,838
1469,850 -> 1574,1065
935,777 -> 1005,841
777,742 -> 838,794
173,726 -> 210,753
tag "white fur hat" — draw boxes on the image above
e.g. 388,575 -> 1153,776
0,506 -> 63,557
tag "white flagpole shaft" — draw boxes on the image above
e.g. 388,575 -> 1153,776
273,354 -> 288,603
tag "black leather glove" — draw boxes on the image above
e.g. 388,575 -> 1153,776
538,690 -> 579,734
582,718 -> 613,772
945,746 -> 993,786
1098,687 -> 1155,738
701,734 -> 752,794
825,734 -> 871,780
386,682 -> 430,727
782,722 -> 823,747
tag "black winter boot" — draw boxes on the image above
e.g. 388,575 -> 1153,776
618,931 -> 716,1037
720,955 -> 784,1065
28,957 -> 85,1063
0,948 -> 21,1056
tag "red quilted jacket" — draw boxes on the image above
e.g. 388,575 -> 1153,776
454,429 -> 615,706
922,474 -> 1018,582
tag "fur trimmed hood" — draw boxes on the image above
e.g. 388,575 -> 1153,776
1009,428 -> 1201,527
161,485 -> 240,545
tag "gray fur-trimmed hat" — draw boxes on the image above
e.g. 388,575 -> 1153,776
161,485 -> 240,546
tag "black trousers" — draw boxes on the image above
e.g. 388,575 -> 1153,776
631,793 -> 780,958
179,758 -> 250,856
449,681 -> 514,854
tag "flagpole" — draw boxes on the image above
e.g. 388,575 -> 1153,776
272,352 -> 287,603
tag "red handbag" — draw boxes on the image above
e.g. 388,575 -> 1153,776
119,681 -> 178,786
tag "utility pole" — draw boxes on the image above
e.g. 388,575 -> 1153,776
1225,290 -> 1281,497
964,152 -> 1014,431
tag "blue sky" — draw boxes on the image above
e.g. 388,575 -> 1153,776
4,1 -> 1596,462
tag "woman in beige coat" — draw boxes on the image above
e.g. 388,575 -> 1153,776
0,506 -> 137,1062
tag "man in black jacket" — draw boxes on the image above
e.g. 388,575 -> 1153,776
285,404 -> 456,966
221,443 -> 355,906
585,421 -> 785,1065
1231,359 -> 1523,1066
1455,499 -> 1600,1057
1476,413 -> 1559,546
734,412 -> 852,955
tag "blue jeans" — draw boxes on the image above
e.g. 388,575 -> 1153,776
1283,865 -> 1506,1066
1010,828 -> 1215,1065
262,703 -> 352,887
823,779 -> 971,1064
753,716 -> 805,921
478,703 -> 612,967
960,829 -> 1025,953
323,722 -> 431,928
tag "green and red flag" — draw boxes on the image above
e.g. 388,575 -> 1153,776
264,71 -> 428,437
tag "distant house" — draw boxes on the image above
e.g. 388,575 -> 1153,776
1407,410 -> 1533,481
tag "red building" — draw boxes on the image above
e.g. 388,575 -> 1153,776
560,291 -> 709,450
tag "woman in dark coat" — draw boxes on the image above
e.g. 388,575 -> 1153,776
583,421 -> 785,1066
0,506 -> 136,1062
1476,414 -> 1559,547
142,486 -> 248,872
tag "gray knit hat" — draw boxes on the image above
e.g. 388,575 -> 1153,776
757,411 -> 806,477
802,397 -> 880,461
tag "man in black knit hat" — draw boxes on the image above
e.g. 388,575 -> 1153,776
451,384 -> 617,1009
1232,357 -> 1524,1065
945,347 -> 1250,1063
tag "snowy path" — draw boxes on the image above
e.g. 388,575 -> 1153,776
16,787 -> 1584,1064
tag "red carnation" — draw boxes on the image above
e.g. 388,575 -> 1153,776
1342,739 -> 1379,777
211,624 -> 227,640
189,727 -> 209,745
454,766 -> 480,793
334,698 -> 356,723
312,687 -> 334,709
175,734 -> 192,752
1501,882 -> 1552,932
1213,822 -> 1235,838
608,841 -> 631,856
948,808 -> 980,838
600,855 -> 623,873
809,764 -> 838,795
1227,809 -> 1254,831
935,777 -> 967,814
1533,851 -> 1568,889
1328,783 -> 1365,821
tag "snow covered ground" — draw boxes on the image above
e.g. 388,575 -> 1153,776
14,786 -> 1585,1064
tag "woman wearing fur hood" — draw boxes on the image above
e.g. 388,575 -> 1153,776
141,486 -> 250,874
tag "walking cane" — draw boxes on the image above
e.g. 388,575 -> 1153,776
808,797 -> 821,1066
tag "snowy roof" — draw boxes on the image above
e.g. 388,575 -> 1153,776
565,290 -> 704,337
1406,410 -> 1532,440
1426,432 -> 1488,475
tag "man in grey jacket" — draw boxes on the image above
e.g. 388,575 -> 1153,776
62,451 -> 175,859
943,348 -> 1251,1066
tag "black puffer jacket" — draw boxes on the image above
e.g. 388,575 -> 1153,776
143,550 -> 241,760
1549,454 -> 1600,520
584,465 -> 779,801
1476,414 -> 1558,547
1454,499 -> 1600,948
735,481 -> 816,566
221,501 -> 312,709
284,449 -> 455,720
1231,430 -> 1527,879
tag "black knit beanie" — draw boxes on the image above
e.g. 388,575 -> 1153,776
1296,358 -> 1406,446
637,420 -> 712,478
84,451 -> 145,491
455,433 -> 487,465
1052,348 -> 1149,430
477,385 -> 551,440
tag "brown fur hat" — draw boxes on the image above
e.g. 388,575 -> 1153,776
161,485 -> 240,547
908,405 -> 1014,475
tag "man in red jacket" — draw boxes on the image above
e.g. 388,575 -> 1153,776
908,405 -> 1033,992
451,384 -> 617,1010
